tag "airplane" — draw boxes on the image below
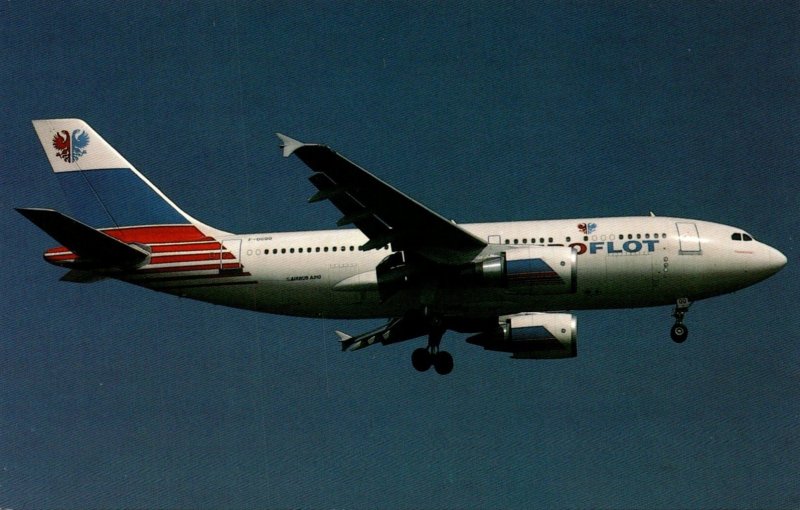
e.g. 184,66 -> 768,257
18,119 -> 787,375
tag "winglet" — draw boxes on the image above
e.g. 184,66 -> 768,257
335,330 -> 356,352
276,133 -> 304,158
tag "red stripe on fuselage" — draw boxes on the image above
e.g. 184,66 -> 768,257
150,241 -> 222,253
100,225 -> 212,244
42,226 -> 222,264
150,252 -> 235,264
45,247 -> 70,256
45,252 -> 78,262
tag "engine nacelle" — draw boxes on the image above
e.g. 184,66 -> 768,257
469,245 -> 577,294
466,312 -> 577,359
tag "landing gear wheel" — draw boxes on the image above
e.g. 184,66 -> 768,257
433,351 -> 454,375
411,317 -> 454,375
670,323 -> 688,343
412,348 -> 432,372
670,298 -> 691,344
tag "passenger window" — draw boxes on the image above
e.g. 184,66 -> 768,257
645,233 -> 650,239
281,248 -> 286,254
513,239 -> 518,245
298,248 -> 303,253
732,233 -> 742,241
566,236 -> 571,242
654,233 -> 659,239
290,248 -> 295,253
505,239 -> 510,244
332,246 -> 337,252
548,237 -> 553,243
522,238 -> 527,244
350,246 -> 355,251
324,247 -> 329,252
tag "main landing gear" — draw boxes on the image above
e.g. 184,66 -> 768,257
670,298 -> 691,343
411,326 -> 454,375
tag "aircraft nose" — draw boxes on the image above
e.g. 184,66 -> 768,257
771,246 -> 788,271
761,245 -> 788,277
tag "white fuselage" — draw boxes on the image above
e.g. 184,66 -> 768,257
141,216 -> 785,320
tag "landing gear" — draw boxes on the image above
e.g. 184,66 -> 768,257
671,298 -> 691,343
411,324 -> 453,375
670,323 -> 688,343
411,348 -> 454,375
433,351 -> 454,375
412,348 -> 432,372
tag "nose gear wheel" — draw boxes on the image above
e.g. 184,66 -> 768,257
671,298 -> 691,343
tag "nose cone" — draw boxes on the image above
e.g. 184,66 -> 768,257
770,246 -> 788,272
759,245 -> 788,278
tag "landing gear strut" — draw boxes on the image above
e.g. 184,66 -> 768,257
411,326 -> 453,375
671,298 -> 691,343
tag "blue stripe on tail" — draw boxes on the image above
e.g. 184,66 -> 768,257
56,169 -> 188,228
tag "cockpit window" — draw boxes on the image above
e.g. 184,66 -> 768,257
743,233 -> 753,241
732,232 -> 754,241
732,233 -> 742,241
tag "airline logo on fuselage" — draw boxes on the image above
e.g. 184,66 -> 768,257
570,239 -> 659,255
571,221 -> 660,255
577,222 -> 597,234
52,129 -> 89,163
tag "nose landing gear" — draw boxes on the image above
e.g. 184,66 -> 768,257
671,298 -> 691,343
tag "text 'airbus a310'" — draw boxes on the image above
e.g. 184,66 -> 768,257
18,119 -> 787,374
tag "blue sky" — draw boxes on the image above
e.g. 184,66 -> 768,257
1,2 -> 798,508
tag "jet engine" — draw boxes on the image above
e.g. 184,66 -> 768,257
466,245 -> 577,294
466,312 -> 577,359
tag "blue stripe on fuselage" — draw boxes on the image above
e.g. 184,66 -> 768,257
55,168 -> 188,228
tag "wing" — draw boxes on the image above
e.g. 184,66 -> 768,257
277,134 -> 486,264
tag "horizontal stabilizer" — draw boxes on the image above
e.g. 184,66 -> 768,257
16,208 -> 150,269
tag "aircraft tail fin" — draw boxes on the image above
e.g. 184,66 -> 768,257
23,120 -> 249,283
30,119 -> 226,240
